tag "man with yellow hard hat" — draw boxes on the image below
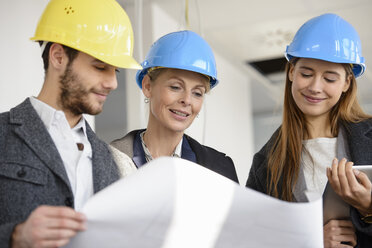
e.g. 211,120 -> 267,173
0,0 -> 141,247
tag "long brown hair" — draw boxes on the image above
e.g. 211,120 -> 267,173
267,58 -> 371,201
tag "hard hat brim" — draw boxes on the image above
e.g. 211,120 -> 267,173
31,37 -> 142,69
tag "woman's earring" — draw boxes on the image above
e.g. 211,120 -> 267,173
144,98 -> 150,103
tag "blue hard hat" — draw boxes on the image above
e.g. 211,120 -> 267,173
136,30 -> 218,88
285,13 -> 365,78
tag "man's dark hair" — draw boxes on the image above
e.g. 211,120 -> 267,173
39,42 -> 79,72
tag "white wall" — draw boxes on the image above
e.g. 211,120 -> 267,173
123,2 -> 151,133
201,52 -> 254,185
0,0 -> 46,113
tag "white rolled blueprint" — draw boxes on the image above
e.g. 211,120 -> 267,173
66,157 -> 323,248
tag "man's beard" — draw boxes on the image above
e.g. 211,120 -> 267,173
59,65 -> 103,116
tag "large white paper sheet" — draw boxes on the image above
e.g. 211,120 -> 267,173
66,157 -> 323,248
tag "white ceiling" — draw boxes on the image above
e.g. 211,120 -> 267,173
126,0 -> 372,114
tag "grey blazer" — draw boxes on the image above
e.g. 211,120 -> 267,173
0,99 -> 120,246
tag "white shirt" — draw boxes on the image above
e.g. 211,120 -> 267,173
301,137 -> 337,198
140,131 -> 183,163
30,97 -> 93,211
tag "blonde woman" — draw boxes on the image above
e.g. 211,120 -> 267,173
111,31 -> 238,183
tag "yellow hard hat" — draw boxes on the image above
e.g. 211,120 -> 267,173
30,0 -> 141,69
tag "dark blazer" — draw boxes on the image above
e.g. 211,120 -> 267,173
0,99 -> 120,247
246,120 -> 372,247
111,129 -> 239,183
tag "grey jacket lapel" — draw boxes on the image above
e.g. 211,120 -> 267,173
86,123 -> 119,193
9,99 -> 71,188
320,126 -> 351,201
336,126 -> 351,161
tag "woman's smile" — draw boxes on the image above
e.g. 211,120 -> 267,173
302,93 -> 327,104
169,108 -> 190,119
